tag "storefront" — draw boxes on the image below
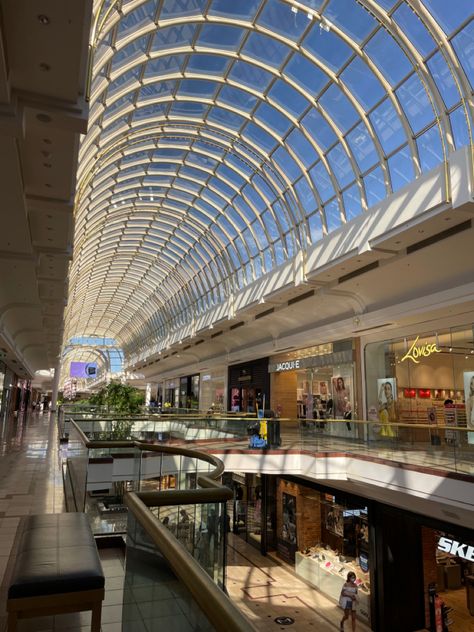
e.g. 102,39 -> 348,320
269,339 -> 359,428
200,369 -> 226,413
228,357 -> 270,414
276,477 -> 372,627
223,471 -> 273,553
163,374 -> 200,410
423,528 -> 474,631
364,324 -> 474,443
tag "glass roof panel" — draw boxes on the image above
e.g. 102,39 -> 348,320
426,52 -> 461,109
343,183 -> 363,221
207,107 -> 246,130
310,161 -> 336,202
301,109 -> 337,150
160,0 -> 207,19
217,85 -> 258,111
242,123 -> 278,152
284,53 -> 328,95
340,57 -> 385,111
208,0 -> 260,20
364,28 -> 412,86
364,166 -> 386,207
295,177 -> 317,213
257,0 -> 311,39
69,0 -> 473,353
197,24 -> 245,50
152,24 -> 197,51
396,73 -> 435,133
452,20 -> 474,89
324,199 -> 342,231
449,106 -> 470,149
144,55 -> 185,77
369,98 -> 406,155
286,128 -> 318,168
388,145 -> 414,192
416,125 -> 444,172
318,84 -> 360,132
242,32 -> 290,69
324,0 -> 377,43
423,0 -> 472,35
327,143 -> 356,188
346,122 -> 379,173
269,80 -> 310,118
229,61 -> 274,91
255,102 -> 292,136
272,145 -> 302,181
392,3 -> 436,57
303,24 -> 353,72
308,211 -> 324,242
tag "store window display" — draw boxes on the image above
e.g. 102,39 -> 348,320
365,325 -> 474,445
430,530 -> 474,629
294,495 -> 371,626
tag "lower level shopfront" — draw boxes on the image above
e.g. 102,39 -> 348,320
223,472 -> 474,632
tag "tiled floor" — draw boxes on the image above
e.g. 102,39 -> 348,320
227,534 -> 372,632
0,411 -> 127,632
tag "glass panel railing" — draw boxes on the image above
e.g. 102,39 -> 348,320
124,511 -> 219,632
65,419 -> 89,512
66,414 -> 473,482
124,488 -> 253,632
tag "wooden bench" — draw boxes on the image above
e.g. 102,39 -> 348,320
7,513 -> 105,632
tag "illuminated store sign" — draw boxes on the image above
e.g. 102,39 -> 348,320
401,336 -> 441,364
274,360 -> 300,372
438,537 -> 474,561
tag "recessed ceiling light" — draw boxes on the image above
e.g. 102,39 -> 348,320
36,113 -> 51,123
38,14 -> 50,25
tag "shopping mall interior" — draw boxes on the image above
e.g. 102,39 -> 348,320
0,1 -> 473,631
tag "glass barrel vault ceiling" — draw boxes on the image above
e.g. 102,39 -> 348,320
66,0 -> 474,358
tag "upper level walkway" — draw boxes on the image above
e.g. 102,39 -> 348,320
0,410 -> 381,632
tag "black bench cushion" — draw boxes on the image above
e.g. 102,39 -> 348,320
8,513 -> 105,599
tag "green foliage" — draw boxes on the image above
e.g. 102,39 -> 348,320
88,381 -> 145,414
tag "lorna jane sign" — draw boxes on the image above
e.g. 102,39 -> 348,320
401,336 -> 441,364
438,537 -> 474,561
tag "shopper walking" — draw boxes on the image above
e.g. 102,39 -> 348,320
339,571 -> 358,631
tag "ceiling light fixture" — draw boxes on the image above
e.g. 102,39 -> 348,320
38,14 -> 50,25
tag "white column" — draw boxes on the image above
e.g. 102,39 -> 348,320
50,363 -> 61,412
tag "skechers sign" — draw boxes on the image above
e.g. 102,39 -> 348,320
401,336 -> 441,364
437,537 -> 474,561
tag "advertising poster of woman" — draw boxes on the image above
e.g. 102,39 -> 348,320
325,504 -> 344,537
377,378 -> 398,437
463,372 -> 474,434
332,376 -> 351,418
282,493 -> 297,544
